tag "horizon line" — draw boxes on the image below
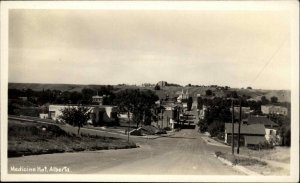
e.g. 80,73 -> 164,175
7,81 -> 291,91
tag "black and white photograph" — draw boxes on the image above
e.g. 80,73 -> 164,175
1,1 -> 299,182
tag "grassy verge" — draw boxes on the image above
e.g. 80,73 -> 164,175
215,151 -> 267,166
8,120 -> 137,157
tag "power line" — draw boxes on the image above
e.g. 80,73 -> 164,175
250,38 -> 288,87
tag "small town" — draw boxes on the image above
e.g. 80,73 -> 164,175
8,81 -> 291,176
2,2 -> 298,182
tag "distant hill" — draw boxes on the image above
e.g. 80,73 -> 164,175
8,83 -> 291,102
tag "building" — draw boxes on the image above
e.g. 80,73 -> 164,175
261,105 -> 288,116
245,116 -> 279,144
160,103 -> 181,130
157,81 -> 168,87
230,106 -> 251,120
92,95 -> 104,105
48,104 -> 118,126
224,123 -> 266,148
39,113 -> 49,119
177,89 -> 189,103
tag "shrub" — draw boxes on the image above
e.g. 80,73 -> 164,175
215,151 -> 223,157
163,127 -> 172,131
207,121 -> 224,137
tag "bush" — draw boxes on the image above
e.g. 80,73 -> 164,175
154,85 -> 160,90
163,127 -> 172,131
197,119 -> 208,133
207,121 -> 224,137
216,132 -> 225,140
215,151 -> 223,157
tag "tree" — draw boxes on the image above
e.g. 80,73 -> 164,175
247,86 -> 252,89
207,120 -> 225,137
81,88 -> 95,104
261,96 -> 269,105
271,96 -> 278,103
230,91 -> 238,98
58,106 -> 89,135
154,84 -> 161,90
205,89 -> 213,96
114,89 -> 159,128
187,97 -> 193,111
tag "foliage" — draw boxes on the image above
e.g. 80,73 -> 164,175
187,97 -> 193,111
154,84 -> 161,90
230,91 -> 238,98
207,121 -> 225,137
197,119 -> 208,132
114,89 -> 159,127
278,126 -> 291,146
8,86 -> 116,106
261,96 -> 269,105
58,106 -> 89,135
165,83 -> 181,87
205,89 -> 213,96
271,96 -> 278,103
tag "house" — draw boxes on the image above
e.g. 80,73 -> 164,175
39,113 -> 49,119
261,105 -> 288,116
177,89 -> 189,103
48,104 -> 118,126
230,106 -> 251,120
92,95 -> 104,105
245,116 -> 279,144
160,103 -> 181,130
224,123 -> 266,148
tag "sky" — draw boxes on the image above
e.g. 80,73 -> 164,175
9,9 -> 292,90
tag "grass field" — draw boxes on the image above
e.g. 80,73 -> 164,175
8,120 -> 137,157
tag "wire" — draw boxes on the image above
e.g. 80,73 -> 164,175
250,38 -> 288,86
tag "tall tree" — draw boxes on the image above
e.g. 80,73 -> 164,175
271,96 -> 278,103
187,97 -> 193,111
205,89 -> 213,96
261,96 -> 269,105
114,89 -> 159,127
58,106 -> 89,135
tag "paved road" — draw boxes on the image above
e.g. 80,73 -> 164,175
8,129 -> 242,175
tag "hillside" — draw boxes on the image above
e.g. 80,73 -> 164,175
8,83 -> 291,102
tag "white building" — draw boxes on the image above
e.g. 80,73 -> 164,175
48,104 -> 118,126
261,105 -> 288,116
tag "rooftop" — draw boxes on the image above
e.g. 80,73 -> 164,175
225,123 -> 265,135
247,116 -> 279,127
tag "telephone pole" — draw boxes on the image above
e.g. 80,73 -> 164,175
231,99 -> 235,155
237,99 -> 242,154
127,111 -> 130,142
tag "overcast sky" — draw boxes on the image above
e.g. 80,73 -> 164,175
9,9 -> 292,90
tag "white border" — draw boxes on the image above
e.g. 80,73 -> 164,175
1,1 -> 299,182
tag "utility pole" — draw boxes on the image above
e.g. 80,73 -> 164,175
161,108 -> 164,129
127,111 -> 130,142
231,99 -> 235,155
237,99 -> 242,154
143,110 -> 145,127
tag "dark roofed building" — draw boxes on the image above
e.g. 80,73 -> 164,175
224,123 -> 266,148
245,116 -> 279,144
247,116 -> 279,128
225,123 -> 265,135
